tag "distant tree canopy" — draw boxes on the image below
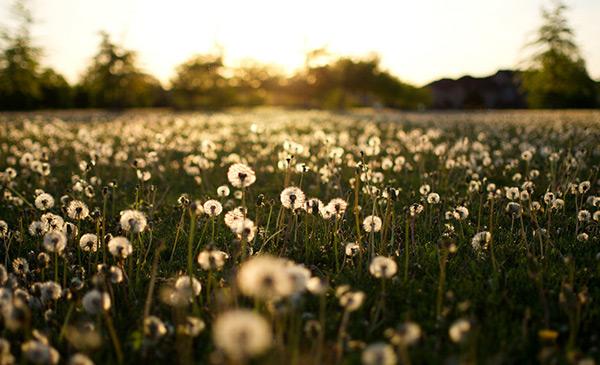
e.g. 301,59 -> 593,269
77,32 -> 165,109
285,54 -> 429,109
170,53 -> 428,110
1,0 -> 598,111
522,1 -> 597,108
170,54 -> 234,110
0,0 -> 71,109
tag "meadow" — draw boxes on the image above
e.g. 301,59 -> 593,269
0,109 -> 599,364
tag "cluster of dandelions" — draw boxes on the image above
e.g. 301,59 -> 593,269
0,110 -> 599,364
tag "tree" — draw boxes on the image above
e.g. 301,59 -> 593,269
522,0 -> 597,108
286,52 -> 429,109
230,61 -> 283,106
0,0 -> 73,109
39,68 -> 72,108
0,0 -> 42,109
78,32 -> 164,109
170,54 -> 235,109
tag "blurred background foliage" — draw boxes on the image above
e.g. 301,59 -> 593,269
0,0 -> 597,111
521,1 -> 597,108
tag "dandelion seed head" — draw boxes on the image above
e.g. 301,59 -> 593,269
449,318 -> 471,343
119,210 -> 147,233
107,236 -> 132,259
363,215 -> 383,233
361,342 -> 396,365
66,200 -> 89,221
212,310 -> 272,360
369,256 -> 398,278
280,187 -> 305,210
42,231 -> 67,254
203,200 -> 223,217
227,163 -> 256,188
82,290 -> 111,315
34,193 -> 55,211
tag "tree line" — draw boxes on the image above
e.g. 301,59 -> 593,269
0,0 -> 597,111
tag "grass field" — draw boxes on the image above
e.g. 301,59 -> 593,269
0,109 -> 599,364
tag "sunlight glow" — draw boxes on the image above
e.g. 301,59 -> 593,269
3,0 -> 599,86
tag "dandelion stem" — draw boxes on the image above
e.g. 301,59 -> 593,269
104,311 -> 124,364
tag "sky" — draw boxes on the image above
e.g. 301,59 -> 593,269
1,0 -> 599,87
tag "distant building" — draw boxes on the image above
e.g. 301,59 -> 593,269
426,70 -> 527,109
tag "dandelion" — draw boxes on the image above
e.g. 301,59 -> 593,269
339,290 -> 365,311
454,206 -> 469,220
363,215 -> 382,233
578,181 -> 591,194
577,233 -> 589,242
174,275 -> 202,302
119,210 -> 147,233
107,236 -> 133,259
577,210 -> 591,222
224,207 -> 246,228
551,198 -> 564,210
419,184 -> 431,195
21,339 -> 60,365
2,300 -> 29,331
232,218 -> 257,241
108,266 -> 124,283
427,192 -> 440,204
136,170 -> 151,181
326,198 -> 348,218
237,255 -> 294,300
43,231 -> 67,253
543,192 -> 555,205
361,342 -> 396,365
284,262 -> 311,294
68,353 -> 94,365
409,203 -> 424,217
143,316 -> 167,340
0,220 -> 8,238
178,194 -> 190,207
12,257 -> 29,276
521,150 -> 533,161
505,202 -> 522,217
280,186 -> 306,210
369,256 -> 398,278
506,187 -> 519,200
35,193 -> 55,211
203,200 -> 223,217
468,180 -> 481,193
227,163 -> 256,188
212,309 -> 272,360
449,318 -> 471,343
82,289 -> 111,315
38,281 -> 62,304
41,213 -> 64,232
386,321 -> 422,347
79,233 -> 99,253
197,249 -> 229,270
178,316 -> 206,337
306,276 -> 329,295
345,242 -> 360,257
471,231 -> 491,252
217,185 -> 231,197
67,200 -> 89,220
